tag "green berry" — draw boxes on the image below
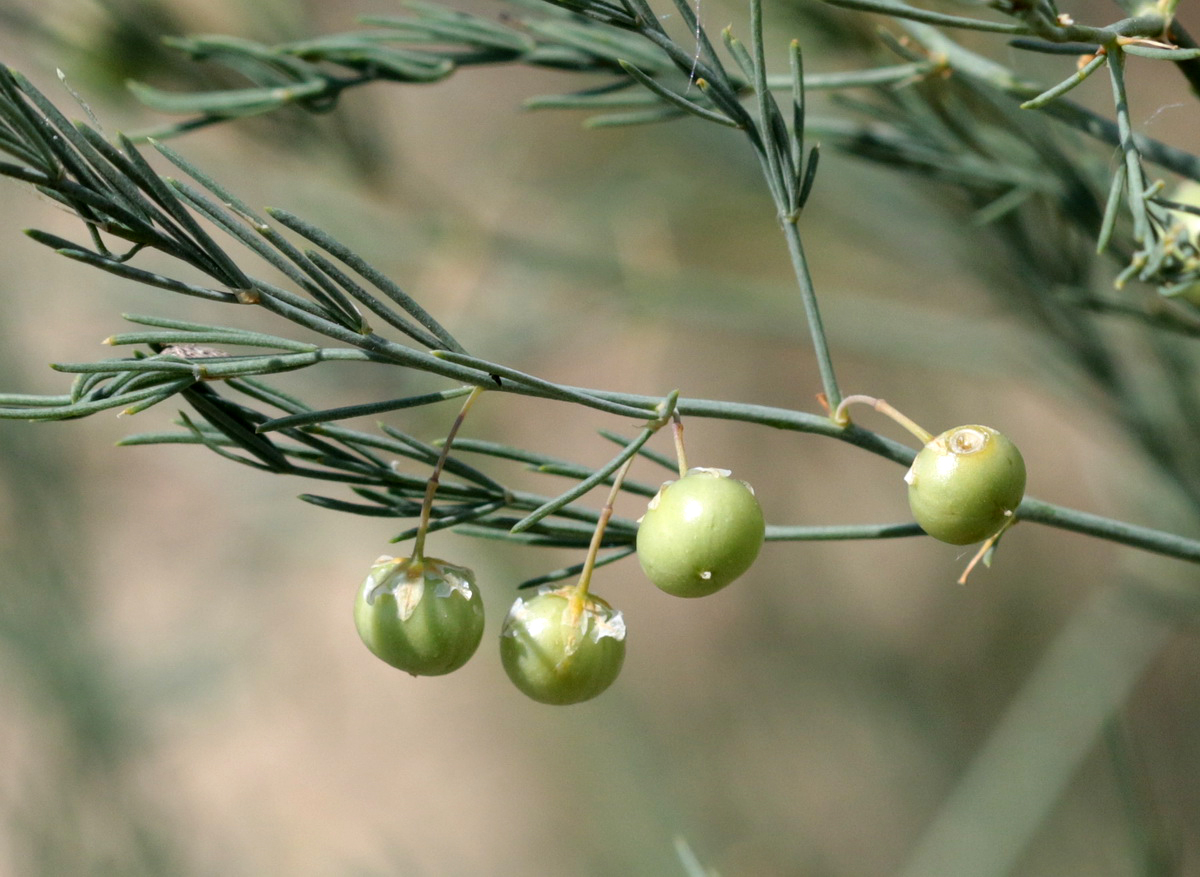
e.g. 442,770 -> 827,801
905,425 -> 1026,545
499,586 -> 626,705
636,467 -> 765,598
354,555 -> 485,676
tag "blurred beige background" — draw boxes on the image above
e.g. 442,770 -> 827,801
1,0 -> 1199,874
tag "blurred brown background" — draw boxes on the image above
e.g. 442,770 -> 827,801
1,0 -> 1198,874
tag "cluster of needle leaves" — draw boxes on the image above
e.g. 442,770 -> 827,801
3,0 -> 1200,578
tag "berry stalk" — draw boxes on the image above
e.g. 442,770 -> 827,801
565,455 -> 636,628
833,394 -> 936,445
412,385 -> 486,563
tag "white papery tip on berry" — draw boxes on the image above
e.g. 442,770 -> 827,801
686,466 -> 756,494
688,467 -> 732,477
500,588 -> 626,643
426,559 -> 477,601
588,608 -> 626,643
500,596 -> 531,638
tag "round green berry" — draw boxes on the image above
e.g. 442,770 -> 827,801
636,467 -> 765,598
354,555 -> 485,676
905,425 -> 1026,545
499,587 -> 626,705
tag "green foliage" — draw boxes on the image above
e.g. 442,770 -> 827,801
3,0 -> 1199,565
2,0 -> 1200,866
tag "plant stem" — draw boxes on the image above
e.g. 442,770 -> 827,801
412,386 -> 485,561
958,514 -> 1018,585
671,412 -> 688,477
1106,46 -> 1149,244
1017,497 -> 1200,562
566,455 -> 636,624
765,522 -> 924,540
740,0 -> 841,410
781,219 -> 843,411
833,394 -> 935,444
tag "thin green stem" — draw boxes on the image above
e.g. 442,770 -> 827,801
571,455 -> 636,608
781,219 -> 842,411
432,350 -> 658,419
821,0 -> 1030,34
1106,46 -> 1149,244
411,386 -> 486,561
510,405 -> 672,533
1019,51 -> 1109,110
1017,497 -> 1200,562
749,0 -> 792,209
257,387 -> 475,432
765,522 -> 924,540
